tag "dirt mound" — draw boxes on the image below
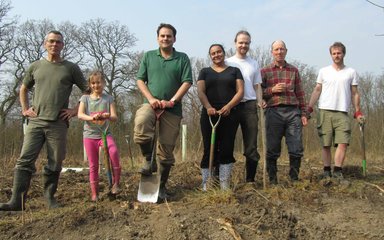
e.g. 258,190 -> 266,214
1,160 -> 384,240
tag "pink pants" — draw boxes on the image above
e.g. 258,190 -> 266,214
84,136 -> 121,183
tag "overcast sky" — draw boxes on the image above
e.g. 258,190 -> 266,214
9,0 -> 384,75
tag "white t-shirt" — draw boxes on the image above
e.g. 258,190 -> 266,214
226,55 -> 262,101
317,65 -> 358,112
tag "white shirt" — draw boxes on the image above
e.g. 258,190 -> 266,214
317,65 -> 358,112
226,55 -> 262,101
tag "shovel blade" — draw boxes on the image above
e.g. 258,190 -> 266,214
137,174 -> 161,203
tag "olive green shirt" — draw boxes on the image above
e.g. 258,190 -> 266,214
136,48 -> 192,116
23,58 -> 87,121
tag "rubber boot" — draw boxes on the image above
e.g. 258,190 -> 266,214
289,157 -> 301,181
43,169 -> 61,209
139,143 -> 157,175
0,169 -> 32,211
201,168 -> 210,191
158,164 -> 171,202
219,163 -> 233,191
90,181 -> 99,202
267,158 -> 278,185
111,167 -> 121,195
245,158 -> 258,182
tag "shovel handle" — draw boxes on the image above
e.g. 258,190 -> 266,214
208,115 -> 221,177
359,123 -> 367,177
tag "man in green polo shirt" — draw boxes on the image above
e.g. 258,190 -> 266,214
134,23 -> 192,201
0,30 -> 87,211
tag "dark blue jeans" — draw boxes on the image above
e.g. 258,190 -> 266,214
265,106 -> 303,179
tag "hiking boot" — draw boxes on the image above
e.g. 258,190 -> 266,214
321,170 -> 332,179
332,171 -> 344,180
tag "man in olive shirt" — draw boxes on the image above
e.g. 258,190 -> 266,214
0,30 -> 87,211
134,23 -> 192,201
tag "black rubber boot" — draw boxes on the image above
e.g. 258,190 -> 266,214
0,169 -> 32,211
43,169 -> 61,209
245,158 -> 258,182
289,157 -> 301,181
158,164 -> 172,202
139,143 -> 157,175
267,158 -> 278,185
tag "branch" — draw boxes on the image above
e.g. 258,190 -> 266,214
366,0 -> 384,9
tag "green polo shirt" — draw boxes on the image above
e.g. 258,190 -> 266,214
23,59 -> 87,121
136,48 -> 192,116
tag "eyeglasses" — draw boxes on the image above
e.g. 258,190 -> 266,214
47,39 -> 63,44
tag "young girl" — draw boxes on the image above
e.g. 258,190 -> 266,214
78,70 -> 121,201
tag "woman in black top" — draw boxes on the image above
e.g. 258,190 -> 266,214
197,44 -> 244,190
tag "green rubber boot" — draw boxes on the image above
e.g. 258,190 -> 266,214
0,169 -> 32,211
43,169 -> 61,209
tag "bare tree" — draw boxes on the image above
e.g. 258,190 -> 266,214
0,0 -> 18,124
0,0 -> 17,69
366,0 -> 384,36
76,18 -> 138,100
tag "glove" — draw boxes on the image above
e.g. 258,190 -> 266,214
160,100 -> 175,109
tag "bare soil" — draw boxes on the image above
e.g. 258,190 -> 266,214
1,159 -> 383,240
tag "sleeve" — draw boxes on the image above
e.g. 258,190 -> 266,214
351,69 -> 358,86
261,67 -> 273,99
180,53 -> 193,84
79,95 -> 87,103
197,68 -> 206,81
316,68 -> 324,84
136,52 -> 148,82
294,69 -> 306,113
235,67 -> 244,81
253,60 -> 262,85
70,63 -> 87,92
23,62 -> 37,89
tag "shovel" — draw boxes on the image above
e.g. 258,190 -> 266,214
359,122 -> 367,177
137,109 -> 164,203
96,120 -> 113,189
207,114 -> 221,188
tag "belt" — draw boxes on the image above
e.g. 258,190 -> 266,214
270,104 -> 297,108
239,100 -> 256,104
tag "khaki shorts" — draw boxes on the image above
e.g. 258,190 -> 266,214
317,109 -> 351,147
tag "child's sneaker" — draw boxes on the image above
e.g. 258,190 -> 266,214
111,183 -> 121,195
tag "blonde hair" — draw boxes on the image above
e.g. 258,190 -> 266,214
85,70 -> 105,94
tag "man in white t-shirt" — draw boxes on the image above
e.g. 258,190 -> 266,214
307,42 -> 365,180
226,30 -> 262,183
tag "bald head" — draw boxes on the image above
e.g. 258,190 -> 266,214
271,40 -> 287,51
271,40 -> 288,65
